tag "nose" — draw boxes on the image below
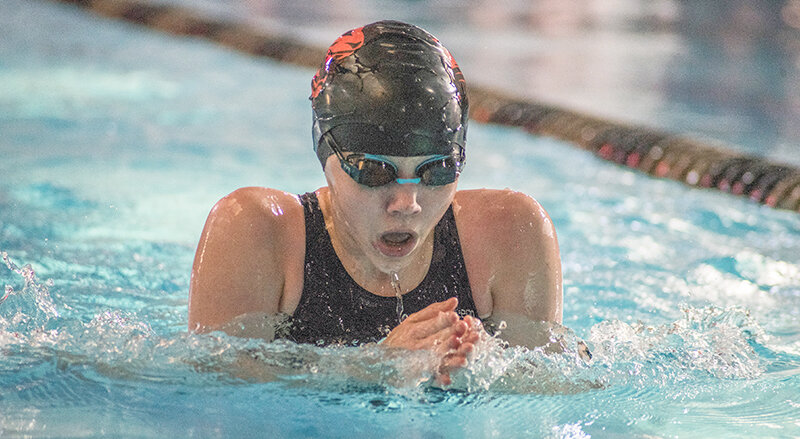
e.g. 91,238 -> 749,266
386,182 -> 422,216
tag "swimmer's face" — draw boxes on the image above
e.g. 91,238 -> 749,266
324,153 -> 458,275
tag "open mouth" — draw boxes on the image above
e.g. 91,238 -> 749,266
381,232 -> 413,246
375,231 -> 417,257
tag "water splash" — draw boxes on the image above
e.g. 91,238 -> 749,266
454,323 -> 599,394
0,253 -> 442,390
1,251 -> 59,332
0,252 -> 777,398
588,304 -> 767,383
444,305 -> 772,395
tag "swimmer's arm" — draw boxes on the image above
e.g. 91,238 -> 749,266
188,187 -> 302,338
487,192 -> 563,348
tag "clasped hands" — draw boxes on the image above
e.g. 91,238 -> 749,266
382,297 -> 482,386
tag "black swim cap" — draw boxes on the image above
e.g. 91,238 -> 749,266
310,20 -> 468,167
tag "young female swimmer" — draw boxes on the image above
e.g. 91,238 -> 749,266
188,20 -> 562,384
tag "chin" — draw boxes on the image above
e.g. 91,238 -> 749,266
372,256 -> 410,275
369,249 -> 417,275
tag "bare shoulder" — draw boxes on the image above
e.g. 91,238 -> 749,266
199,187 -> 304,262
210,186 -> 303,228
453,189 -> 561,323
454,189 -> 556,247
188,187 -> 305,333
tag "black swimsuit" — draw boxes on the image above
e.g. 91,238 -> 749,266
283,192 -> 477,345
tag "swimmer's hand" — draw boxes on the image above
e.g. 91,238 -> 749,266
382,297 -> 482,386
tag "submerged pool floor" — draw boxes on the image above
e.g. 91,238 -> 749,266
1,1 -> 799,438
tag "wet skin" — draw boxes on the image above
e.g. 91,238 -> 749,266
322,154 -> 480,384
320,153 -> 457,295
189,155 -> 562,385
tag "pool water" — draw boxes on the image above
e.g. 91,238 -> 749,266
2,1 -> 800,438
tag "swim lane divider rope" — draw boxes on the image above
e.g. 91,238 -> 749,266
52,0 -> 800,214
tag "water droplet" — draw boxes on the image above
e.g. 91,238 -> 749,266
390,271 -> 404,324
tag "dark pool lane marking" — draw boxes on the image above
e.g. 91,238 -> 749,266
50,0 -> 800,214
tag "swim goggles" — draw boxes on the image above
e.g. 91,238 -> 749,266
327,135 -> 465,187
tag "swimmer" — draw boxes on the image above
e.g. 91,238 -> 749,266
188,20 -> 562,384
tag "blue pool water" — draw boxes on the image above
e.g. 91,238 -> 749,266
2,1 -> 800,438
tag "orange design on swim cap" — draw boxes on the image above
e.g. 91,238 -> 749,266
442,47 -> 466,101
310,27 -> 365,99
